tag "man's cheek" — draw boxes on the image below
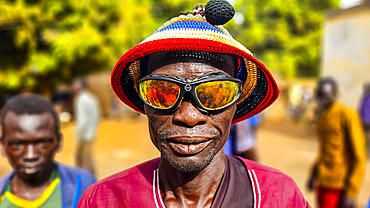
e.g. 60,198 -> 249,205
6,155 -> 19,169
147,117 -> 159,134
148,121 -> 162,150
148,114 -> 170,130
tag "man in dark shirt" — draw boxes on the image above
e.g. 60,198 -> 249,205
78,1 -> 310,207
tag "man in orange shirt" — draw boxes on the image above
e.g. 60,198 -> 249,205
307,77 -> 366,208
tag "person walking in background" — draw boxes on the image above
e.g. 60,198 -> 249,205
72,78 -> 100,176
0,94 -> 96,208
359,81 -> 370,158
226,115 -> 260,161
307,77 -> 366,208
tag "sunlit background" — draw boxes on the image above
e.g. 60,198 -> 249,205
0,0 -> 369,207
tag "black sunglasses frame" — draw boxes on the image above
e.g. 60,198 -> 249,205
137,71 -> 243,113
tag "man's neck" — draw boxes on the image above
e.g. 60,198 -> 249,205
11,165 -> 53,201
159,152 -> 226,208
323,101 -> 337,111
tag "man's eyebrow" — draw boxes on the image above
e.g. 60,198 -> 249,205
7,139 -> 24,143
33,138 -> 55,142
7,138 -> 54,143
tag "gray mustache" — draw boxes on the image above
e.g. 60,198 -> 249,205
158,126 -> 219,140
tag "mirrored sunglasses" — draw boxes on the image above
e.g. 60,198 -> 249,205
138,71 -> 243,113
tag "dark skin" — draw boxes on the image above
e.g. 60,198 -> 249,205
315,82 -> 337,110
307,82 -> 356,208
145,62 -> 236,208
364,82 -> 370,95
1,112 -> 61,201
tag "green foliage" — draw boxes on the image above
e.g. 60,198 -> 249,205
0,0 -> 160,91
0,0 -> 340,91
227,0 -> 339,79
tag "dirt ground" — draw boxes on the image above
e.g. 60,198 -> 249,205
0,117 -> 369,207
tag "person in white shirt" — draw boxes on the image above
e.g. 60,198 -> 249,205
72,78 -> 100,176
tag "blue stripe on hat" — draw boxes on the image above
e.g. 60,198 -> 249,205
155,19 -> 223,34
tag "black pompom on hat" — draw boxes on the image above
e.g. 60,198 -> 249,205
205,0 -> 235,25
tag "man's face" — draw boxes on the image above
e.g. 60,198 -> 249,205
145,62 -> 236,172
2,112 -> 60,181
72,80 -> 82,94
316,82 -> 336,109
364,83 -> 370,94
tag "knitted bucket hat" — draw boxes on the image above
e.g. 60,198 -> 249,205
111,0 -> 279,123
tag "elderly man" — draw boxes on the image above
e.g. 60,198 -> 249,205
78,1 -> 310,207
307,78 -> 366,208
0,94 -> 96,208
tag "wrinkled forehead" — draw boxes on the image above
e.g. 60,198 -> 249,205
4,112 -> 55,135
141,51 -> 236,77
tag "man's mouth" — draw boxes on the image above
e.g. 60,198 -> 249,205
20,166 -> 41,175
165,136 -> 214,155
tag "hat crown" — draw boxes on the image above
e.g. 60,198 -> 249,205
140,13 -> 252,56
154,13 -> 231,37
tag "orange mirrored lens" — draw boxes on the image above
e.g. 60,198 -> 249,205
139,80 -> 180,109
195,81 -> 239,110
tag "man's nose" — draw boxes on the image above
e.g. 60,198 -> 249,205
173,99 -> 207,127
23,144 -> 39,162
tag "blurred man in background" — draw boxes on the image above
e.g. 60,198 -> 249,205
225,115 -> 260,161
0,94 -> 96,208
359,81 -> 370,158
72,78 -> 100,176
307,77 -> 366,208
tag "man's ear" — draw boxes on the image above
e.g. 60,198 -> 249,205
0,133 -> 4,157
1,141 -> 5,157
56,133 -> 63,152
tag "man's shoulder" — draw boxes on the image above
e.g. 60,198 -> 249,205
89,158 -> 159,189
235,156 -> 295,182
77,158 -> 160,207
232,156 -> 310,207
79,91 -> 98,103
57,163 -> 93,176
55,162 -> 97,186
0,172 -> 13,194
0,172 -> 12,183
335,103 -> 358,116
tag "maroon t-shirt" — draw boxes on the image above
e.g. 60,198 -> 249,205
211,156 -> 253,207
78,155 -> 311,207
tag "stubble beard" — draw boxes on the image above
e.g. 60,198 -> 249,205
158,129 -> 222,173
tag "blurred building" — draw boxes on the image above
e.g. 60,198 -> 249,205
322,0 -> 370,109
